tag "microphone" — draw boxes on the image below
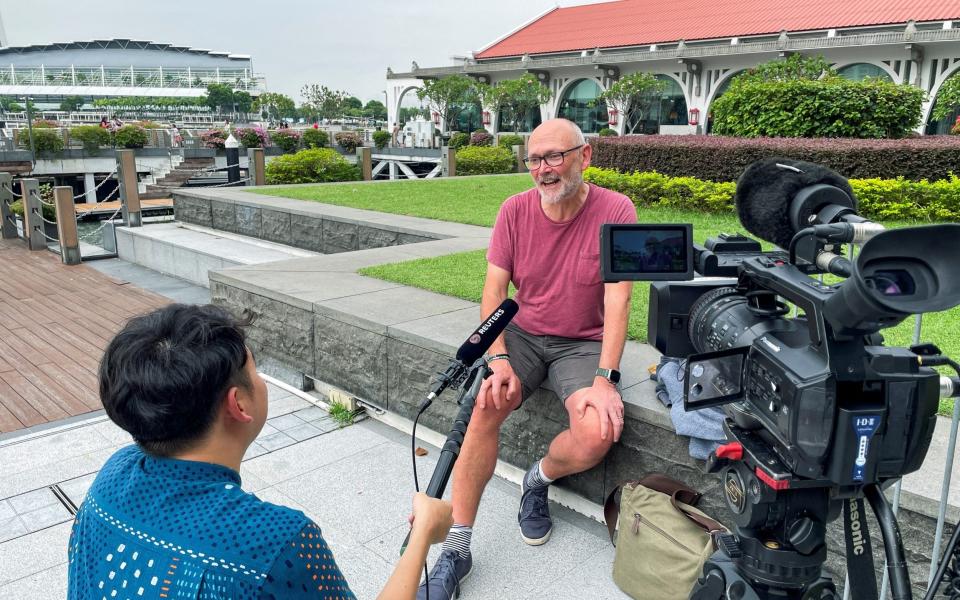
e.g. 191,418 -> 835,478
455,298 -> 519,364
426,298 -> 519,401
735,158 -> 858,250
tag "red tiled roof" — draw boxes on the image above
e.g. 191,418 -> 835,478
475,0 -> 960,59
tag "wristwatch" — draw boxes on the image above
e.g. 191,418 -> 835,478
596,368 -> 621,384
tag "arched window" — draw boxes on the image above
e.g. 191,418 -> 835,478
397,88 -> 429,124
836,63 -> 892,82
557,79 -> 607,133
451,101 -> 483,132
925,92 -> 960,135
496,106 -> 542,133
625,75 -> 688,134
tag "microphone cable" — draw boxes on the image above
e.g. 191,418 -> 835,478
411,395 -> 432,600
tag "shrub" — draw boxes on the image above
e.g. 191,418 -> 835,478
265,148 -> 360,184
712,78 -> 923,139
18,128 -> 64,155
497,134 -> 524,149
134,120 -> 162,129
271,129 -> 301,153
70,125 -> 112,152
114,124 -> 147,148
455,145 -> 515,176
470,131 -> 493,146
302,128 -> 329,148
234,127 -> 267,148
200,129 -> 228,149
448,132 -> 469,150
583,166 -> 960,222
334,131 -> 362,153
598,128 -> 619,137
32,119 -> 59,129
372,130 -> 391,149
952,116 -> 960,136
9,184 -> 56,221
590,135 -> 960,182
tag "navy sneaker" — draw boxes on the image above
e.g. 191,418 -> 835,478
518,481 -> 553,545
416,549 -> 473,600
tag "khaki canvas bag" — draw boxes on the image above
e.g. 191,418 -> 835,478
603,474 -> 727,600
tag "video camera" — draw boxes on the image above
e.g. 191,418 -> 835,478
601,158 -> 960,599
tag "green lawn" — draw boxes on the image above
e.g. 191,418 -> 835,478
262,176 -> 960,413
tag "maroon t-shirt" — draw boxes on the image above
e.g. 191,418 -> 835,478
487,184 -> 637,340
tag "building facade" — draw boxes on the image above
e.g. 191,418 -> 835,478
0,39 -> 264,109
386,0 -> 960,136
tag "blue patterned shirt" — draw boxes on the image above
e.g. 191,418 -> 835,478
68,445 -> 355,599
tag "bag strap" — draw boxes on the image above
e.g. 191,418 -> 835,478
640,473 -> 703,507
604,481 -> 637,545
670,493 -> 726,534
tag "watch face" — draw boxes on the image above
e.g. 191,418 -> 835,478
609,369 -> 621,384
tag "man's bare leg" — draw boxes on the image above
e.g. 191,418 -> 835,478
540,388 -> 613,479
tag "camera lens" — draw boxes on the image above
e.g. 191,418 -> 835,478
864,269 -> 915,297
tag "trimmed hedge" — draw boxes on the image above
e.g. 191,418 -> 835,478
448,132 -> 469,150
114,125 -> 147,149
591,135 -> 960,182
70,125 -> 112,152
302,128 -> 329,149
265,148 -> 360,184
455,146 -> 516,176
583,166 -> 960,222
497,134 -> 524,149
271,129 -> 301,153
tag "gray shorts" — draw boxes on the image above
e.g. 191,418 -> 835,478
504,323 -> 607,404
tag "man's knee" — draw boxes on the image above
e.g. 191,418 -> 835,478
570,404 -> 615,460
469,401 -> 515,433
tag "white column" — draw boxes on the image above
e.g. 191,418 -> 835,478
84,172 -> 97,204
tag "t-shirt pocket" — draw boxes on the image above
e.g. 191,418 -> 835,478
575,251 -> 601,285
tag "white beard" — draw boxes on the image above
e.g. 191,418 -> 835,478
538,172 -> 582,205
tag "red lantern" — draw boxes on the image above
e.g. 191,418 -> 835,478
607,108 -> 618,126
482,110 -> 491,126
688,108 -> 700,126
432,111 -> 440,125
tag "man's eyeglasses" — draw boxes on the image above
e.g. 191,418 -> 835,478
523,144 -> 584,170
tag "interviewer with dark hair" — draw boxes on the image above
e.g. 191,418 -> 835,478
67,303 -> 452,600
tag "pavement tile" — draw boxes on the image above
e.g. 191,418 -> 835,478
20,502 -> 72,533
0,447 -> 119,500
0,427 -> 113,479
255,423 -> 279,440
0,561 -> 68,600
0,522 -> 72,586
0,501 -> 13,522
334,544 -> 392,600
256,431 -> 296,452
8,488 -> 57,515
284,423 -> 324,442
534,545 -> 628,599
242,424 -> 389,487
266,413 -> 305,432
242,442 -> 268,461
0,517 -> 26,544
266,394 -> 312,418
293,406 -> 328,422
59,473 -> 98,507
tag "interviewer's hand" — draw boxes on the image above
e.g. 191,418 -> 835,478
408,493 -> 453,545
477,360 -> 521,410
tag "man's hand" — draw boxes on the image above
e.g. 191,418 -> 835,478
408,493 -> 453,545
572,379 -> 625,442
478,360 -> 521,411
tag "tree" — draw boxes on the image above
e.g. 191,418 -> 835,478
398,106 -> 429,123
343,96 -> 363,111
253,92 -> 297,120
60,95 -> 85,112
300,85 -> 348,121
416,75 -> 478,131
234,91 -> 252,114
478,74 -> 552,132
0,97 -> 23,112
599,72 -> 667,134
363,100 -> 388,121
932,74 -> 960,121
734,53 -> 836,84
205,83 -> 235,114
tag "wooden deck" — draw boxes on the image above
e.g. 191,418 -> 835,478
0,238 -> 168,433
75,198 -> 173,217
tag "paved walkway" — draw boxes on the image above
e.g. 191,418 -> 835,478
0,239 -> 168,434
0,381 -> 625,599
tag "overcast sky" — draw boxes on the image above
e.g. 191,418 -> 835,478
1,0 -> 612,104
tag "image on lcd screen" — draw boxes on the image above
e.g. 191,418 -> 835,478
611,229 -> 688,273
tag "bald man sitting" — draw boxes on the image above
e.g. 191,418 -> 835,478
418,119 -> 637,599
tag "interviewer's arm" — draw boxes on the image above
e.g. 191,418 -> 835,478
377,493 -> 453,600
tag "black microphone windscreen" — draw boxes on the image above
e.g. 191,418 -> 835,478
455,299 -> 519,364
735,158 -> 855,250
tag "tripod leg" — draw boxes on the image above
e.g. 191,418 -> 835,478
690,565 -> 728,600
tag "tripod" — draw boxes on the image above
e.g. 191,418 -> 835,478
690,425 -> 911,600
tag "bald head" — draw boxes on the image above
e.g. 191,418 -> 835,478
529,118 -> 586,148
